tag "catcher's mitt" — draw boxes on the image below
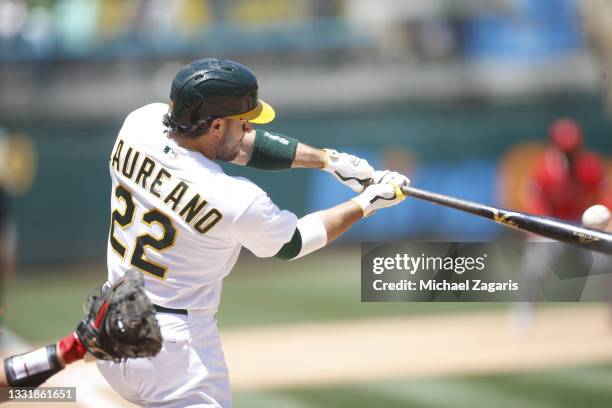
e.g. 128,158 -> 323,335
76,270 -> 162,362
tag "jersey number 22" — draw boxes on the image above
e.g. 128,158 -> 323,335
110,185 -> 177,279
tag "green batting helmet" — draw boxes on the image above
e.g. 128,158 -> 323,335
166,58 -> 275,129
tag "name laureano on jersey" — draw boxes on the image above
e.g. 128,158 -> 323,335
110,138 -> 222,235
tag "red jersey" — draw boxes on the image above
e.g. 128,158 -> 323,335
527,148 -> 609,222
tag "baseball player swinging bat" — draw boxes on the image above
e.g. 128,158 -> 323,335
397,184 -> 612,255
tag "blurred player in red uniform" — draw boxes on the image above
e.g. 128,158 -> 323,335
525,117 -> 612,221
515,118 -> 612,329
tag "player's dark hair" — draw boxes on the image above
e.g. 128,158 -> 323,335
162,113 -> 212,139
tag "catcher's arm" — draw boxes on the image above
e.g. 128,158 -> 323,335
1,332 -> 85,389
231,129 -> 375,191
1,270 -> 161,390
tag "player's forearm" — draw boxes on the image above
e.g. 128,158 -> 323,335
232,129 -> 325,170
275,172 -> 408,260
315,180 -> 407,241
275,201 -> 363,260
233,130 -> 376,195
292,143 -> 326,169
312,200 -> 363,243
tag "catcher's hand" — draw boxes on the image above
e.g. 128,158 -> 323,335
76,270 -> 162,362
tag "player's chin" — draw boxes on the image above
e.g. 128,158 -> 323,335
218,148 -> 240,162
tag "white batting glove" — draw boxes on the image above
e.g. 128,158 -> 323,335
351,171 -> 409,217
323,149 -> 374,192
371,170 -> 410,190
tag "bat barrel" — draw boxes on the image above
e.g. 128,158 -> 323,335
400,185 -> 612,256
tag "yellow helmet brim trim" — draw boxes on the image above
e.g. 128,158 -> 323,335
225,100 -> 276,124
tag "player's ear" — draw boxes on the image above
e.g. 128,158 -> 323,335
207,118 -> 226,139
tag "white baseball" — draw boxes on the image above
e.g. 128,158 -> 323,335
582,204 -> 611,230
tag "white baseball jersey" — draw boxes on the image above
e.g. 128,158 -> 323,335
106,103 -> 297,311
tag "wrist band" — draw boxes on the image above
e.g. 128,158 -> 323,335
246,129 -> 298,171
322,148 -> 333,169
57,332 -> 87,365
4,345 -> 63,387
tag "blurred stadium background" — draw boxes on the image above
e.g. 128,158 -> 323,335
2,0 -> 612,407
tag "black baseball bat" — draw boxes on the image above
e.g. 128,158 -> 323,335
400,185 -> 612,255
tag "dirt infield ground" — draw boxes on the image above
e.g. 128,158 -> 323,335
3,304 -> 612,407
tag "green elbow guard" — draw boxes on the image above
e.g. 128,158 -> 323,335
246,129 -> 298,171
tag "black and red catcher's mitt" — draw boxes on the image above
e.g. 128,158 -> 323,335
76,270 -> 162,362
